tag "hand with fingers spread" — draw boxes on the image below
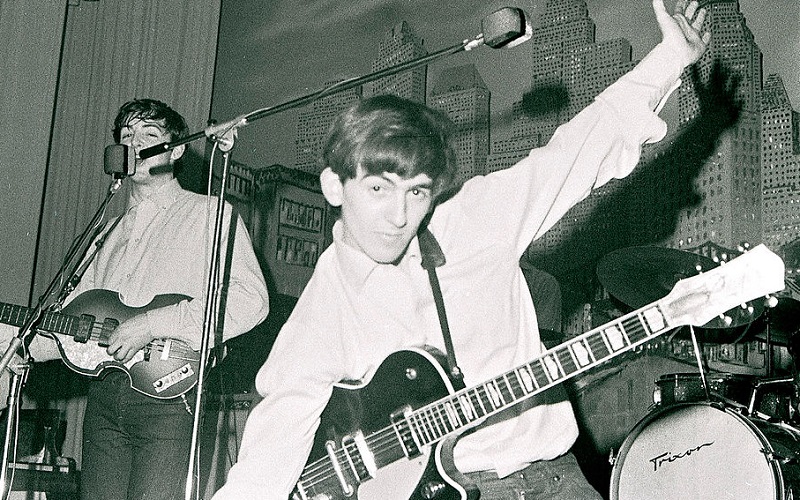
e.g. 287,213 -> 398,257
653,0 -> 712,68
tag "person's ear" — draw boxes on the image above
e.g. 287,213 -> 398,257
320,167 -> 344,207
170,144 -> 186,162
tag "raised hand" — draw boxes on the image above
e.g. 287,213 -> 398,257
653,0 -> 712,68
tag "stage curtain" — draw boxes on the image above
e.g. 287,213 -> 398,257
32,0 -> 221,470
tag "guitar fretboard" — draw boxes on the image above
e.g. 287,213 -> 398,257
404,302 -> 669,447
0,302 -> 81,337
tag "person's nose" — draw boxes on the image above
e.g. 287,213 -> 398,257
387,193 -> 408,228
127,131 -> 144,152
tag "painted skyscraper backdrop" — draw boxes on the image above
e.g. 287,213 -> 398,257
211,0 -> 800,309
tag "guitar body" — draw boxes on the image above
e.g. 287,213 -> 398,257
47,289 -> 200,399
298,348 -> 479,500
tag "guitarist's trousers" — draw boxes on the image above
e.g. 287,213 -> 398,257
80,372 -> 195,500
464,452 -> 601,500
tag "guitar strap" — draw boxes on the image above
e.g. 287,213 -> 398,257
418,227 -> 464,384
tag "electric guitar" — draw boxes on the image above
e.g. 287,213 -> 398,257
291,244 -> 786,500
0,289 -> 200,399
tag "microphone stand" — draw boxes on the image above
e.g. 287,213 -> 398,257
183,130 -> 236,500
139,34 -> 490,161
0,176 -> 124,498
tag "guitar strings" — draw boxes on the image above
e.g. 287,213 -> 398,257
296,312 -> 655,491
55,319 -> 200,362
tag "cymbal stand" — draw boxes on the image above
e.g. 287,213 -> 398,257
764,307 -> 774,377
0,359 -> 29,500
687,325 -> 712,401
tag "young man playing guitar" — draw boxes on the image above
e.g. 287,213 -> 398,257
213,2 -> 711,499
2,99 -> 270,500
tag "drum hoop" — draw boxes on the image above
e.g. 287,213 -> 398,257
609,401 -> 786,499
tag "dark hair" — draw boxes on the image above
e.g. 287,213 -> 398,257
112,98 -> 189,143
321,95 -> 458,199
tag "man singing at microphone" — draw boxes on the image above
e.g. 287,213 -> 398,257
213,1 -> 711,499
17,98 -> 270,500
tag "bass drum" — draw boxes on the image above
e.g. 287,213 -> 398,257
610,402 -> 800,499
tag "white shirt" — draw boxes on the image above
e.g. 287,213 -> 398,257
16,178 -> 270,360
213,42 -> 683,500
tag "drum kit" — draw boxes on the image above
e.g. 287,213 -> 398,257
596,246 -> 800,500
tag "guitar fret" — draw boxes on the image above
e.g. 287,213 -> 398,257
470,388 -> 488,416
539,354 -> 561,383
407,413 -> 426,445
626,314 -> 648,344
448,395 -> 468,425
642,306 -> 666,335
484,381 -> 505,409
516,365 -> 538,393
502,373 -> 522,401
529,362 -> 549,389
570,339 -> 594,367
555,347 -> 577,375
602,323 -> 629,353
591,328 -> 613,360
457,393 -> 478,422
494,374 -> 515,403
422,407 -> 444,441
443,401 -> 461,429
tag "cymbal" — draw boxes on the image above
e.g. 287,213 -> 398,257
752,297 -> 800,346
596,246 -> 764,329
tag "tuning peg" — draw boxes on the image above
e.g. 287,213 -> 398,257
740,303 -> 754,315
718,313 -> 733,326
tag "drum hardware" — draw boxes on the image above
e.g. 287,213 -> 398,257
685,325 -> 712,400
610,402 -> 800,499
761,448 -> 798,466
599,246 -> 800,498
749,376 -> 795,417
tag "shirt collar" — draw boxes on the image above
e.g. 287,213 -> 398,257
127,178 -> 183,212
333,220 -> 423,291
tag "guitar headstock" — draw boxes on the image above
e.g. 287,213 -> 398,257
662,244 -> 785,328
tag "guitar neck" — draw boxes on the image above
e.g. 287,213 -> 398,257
406,300 -> 672,447
0,302 -> 82,338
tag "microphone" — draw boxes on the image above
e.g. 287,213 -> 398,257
104,144 -> 137,178
482,7 -> 532,49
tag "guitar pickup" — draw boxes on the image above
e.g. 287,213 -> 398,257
73,314 -> 96,343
